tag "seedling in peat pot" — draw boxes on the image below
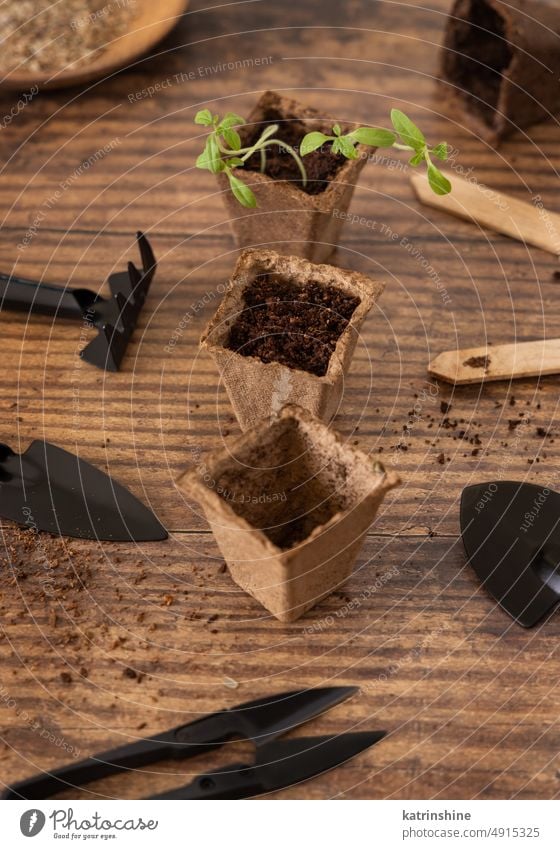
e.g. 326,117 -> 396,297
194,106 -> 451,208
194,108 -> 306,207
300,109 -> 451,197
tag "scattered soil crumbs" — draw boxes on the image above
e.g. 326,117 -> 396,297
243,109 -> 346,194
1,525 -> 93,598
463,354 -> 491,369
390,382 -> 558,467
0,525 -> 148,674
226,274 -> 360,376
0,1 -> 137,74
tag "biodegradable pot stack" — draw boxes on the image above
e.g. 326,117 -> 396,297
217,90 -> 369,263
181,89 -> 400,621
441,0 -> 560,143
200,248 -> 385,431
177,406 -> 400,622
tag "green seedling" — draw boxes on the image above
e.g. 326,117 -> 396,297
194,107 -> 451,208
301,109 -> 451,196
194,108 -> 306,208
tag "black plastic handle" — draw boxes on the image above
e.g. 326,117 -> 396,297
0,273 -> 95,320
0,443 -> 15,462
2,734 -> 178,800
2,712 -> 239,800
149,763 -> 263,800
0,442 -> 16,483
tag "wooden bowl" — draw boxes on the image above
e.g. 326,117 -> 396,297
0,0 -> 189,91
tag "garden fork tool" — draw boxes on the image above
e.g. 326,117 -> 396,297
2,686 -> 386,799
0,231 -> 156,372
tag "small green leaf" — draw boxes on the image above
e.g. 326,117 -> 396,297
195,150 -> 211,170
222,127 -> 242,150
228,172 -> 257,207
431,141 -> 448,161
196,136 -> 220,171
350,127 -> 396,148
390,109 -> 426,152
408,150 -> 425,167
332,135 -> 358,159
333,123 -> 342,136
194,109 -> 213,126
300,131 -> 331,156
226,157 -> 244,167
205,134 -> 224,174
427,164 -> 451,195
221,112 -> 245,129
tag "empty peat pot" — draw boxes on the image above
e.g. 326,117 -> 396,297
200,248 -> 384,431
442,0 -> 560,143
217,90 -> 369,262
177,405 -> 400,622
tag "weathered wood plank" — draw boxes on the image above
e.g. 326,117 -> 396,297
0,0 -> 559,802
1,532 -> 559,799
0,230 -> 557,536
0,0 -> 558,236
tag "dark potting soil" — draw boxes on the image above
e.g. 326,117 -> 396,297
445,0 -> 512,125
464,355 -> 491,369
226,274 -> 360,377
243,109 -> 347,195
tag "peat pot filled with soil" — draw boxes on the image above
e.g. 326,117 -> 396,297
177,405 -> 400,622
201,248 -> 385,431
217,90 -> 370,262
441,0 -> 560,143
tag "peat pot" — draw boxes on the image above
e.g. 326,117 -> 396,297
200,248 -> 385,431
217,90 -> 370,262
177,405 -> 400,622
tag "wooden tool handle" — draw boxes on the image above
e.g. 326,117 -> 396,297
429,339 -> 560,385
411,172 -> 560,256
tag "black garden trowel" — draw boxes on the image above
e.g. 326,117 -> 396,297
460,481 -> 560,627
0,439 -> 167,541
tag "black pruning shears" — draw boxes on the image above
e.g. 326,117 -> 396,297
3,687 -> 386,800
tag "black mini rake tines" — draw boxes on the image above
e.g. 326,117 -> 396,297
0,231 -> 157,372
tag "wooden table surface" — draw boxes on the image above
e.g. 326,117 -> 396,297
1,0 -> 560,800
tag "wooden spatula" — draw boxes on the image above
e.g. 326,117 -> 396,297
429,339 -> 560,385
411,171 -> 560,256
